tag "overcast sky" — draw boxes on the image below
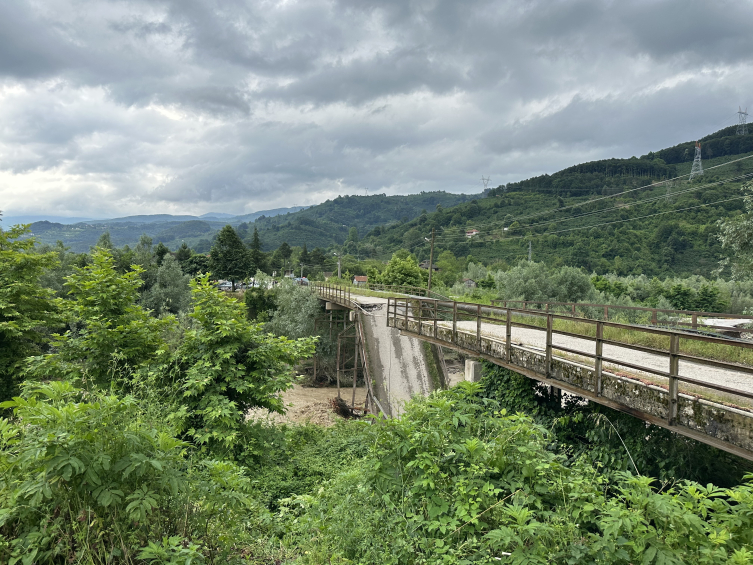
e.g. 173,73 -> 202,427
1,0 -> 752,219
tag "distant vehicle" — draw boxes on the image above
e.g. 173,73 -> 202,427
294,277 -> 310,286
217,281 -> 233,291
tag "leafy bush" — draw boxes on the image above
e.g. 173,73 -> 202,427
25,248 -> 172,387
290,383 -> 753,564
0,382 -> 260,564
164,275 -> 316,453
0,225 -> 60,401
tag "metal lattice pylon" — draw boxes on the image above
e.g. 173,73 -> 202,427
738,106 -> 749,136
690,142 -> 703,180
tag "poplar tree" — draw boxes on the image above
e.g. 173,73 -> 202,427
209,226 -> 250,290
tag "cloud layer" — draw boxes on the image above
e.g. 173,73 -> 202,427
1,0 -> 752,217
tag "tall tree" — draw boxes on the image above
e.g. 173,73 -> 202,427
249,227 -> 267,274
209,226 -> 250,290
175,242 -> 192,265
0,225 -> 60,400
298,244 -> 310,268
718,181 -> 753,279
154,242 -> 170,266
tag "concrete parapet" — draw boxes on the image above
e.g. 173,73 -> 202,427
390,316 -> 753,460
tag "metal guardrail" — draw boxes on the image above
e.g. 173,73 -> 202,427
490,298 -> 753,334
312,283 -> 356,309
387,296 -> 753,416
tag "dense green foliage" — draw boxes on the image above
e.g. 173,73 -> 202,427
0,226 -> 60,400
25,249 -> 170,388
166,275 -> 316,451
209,226 -> 252,288
362,146 -> 753,278
0,382 -> 258,564
290,383 -> 753,564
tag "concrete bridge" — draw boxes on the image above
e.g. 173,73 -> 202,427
314,284 -> 753,462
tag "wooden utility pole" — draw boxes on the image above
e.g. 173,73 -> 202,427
427,227 -> 435,292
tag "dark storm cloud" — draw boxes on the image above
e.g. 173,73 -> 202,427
1,0 -> 752,217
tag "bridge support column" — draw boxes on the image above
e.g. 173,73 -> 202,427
465,360 -> 483,382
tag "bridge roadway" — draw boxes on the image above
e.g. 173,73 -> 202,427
317,285 -> 753,461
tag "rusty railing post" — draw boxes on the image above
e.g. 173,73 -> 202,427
476,303 -> 482,351
669,334 -> 680,425
595,322 -> 603,396
434,300 -> 438,339
452,301 -> 458,345
506,308 -> 512,363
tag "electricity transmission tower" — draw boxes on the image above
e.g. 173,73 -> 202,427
481,176 -> 491,191
738,107 -> 749,135
689,142 -> 703,180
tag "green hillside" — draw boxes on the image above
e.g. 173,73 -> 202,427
248,191 -> 476,250
362,130 -> 753,278
24,192 -> 472,253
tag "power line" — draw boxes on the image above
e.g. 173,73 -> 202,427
431,172 -> 753,244
438,153 -> 753,235
739,107 -> 749,136
690,142 -> 704,180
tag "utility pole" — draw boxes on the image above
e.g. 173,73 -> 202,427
738,106 -> 748,136
427,228 -> 436,292
690,142 -> 704,180
334,253 -> 341,278
528,240 -> 532,262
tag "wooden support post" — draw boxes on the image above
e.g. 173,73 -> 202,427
692,314 -> 698,329
595,322 -> 603,396
545,314 -> 553,377
329,311 -> 333,340
506,308 -> 512,363
404,299 -> 409,331
313,354 -> 317,383
651,309 -> 657,326
572,304 -> 576,316
352,325 -> 359,408
476,303 -> 482,350
418,300 -> 422,336
336,335 -> 342,398
452,301 -> 458,344
668,334 -> 680,425
604,306 -> 609,321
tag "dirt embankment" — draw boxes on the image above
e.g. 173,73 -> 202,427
248,384 -> 368,426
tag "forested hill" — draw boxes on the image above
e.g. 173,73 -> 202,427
23,192 -> 472,253
363,127 -> 753,278
247,191 -> 475,250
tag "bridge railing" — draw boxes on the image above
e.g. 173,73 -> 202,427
387,296 -> 753,425
489,298 -> 753,334
363,283 -> 450,301
312,283 -> 356,309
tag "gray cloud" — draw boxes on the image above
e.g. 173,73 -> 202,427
1,0 -> 752,217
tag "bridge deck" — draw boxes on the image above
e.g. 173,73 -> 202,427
313,284 -> 753,461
